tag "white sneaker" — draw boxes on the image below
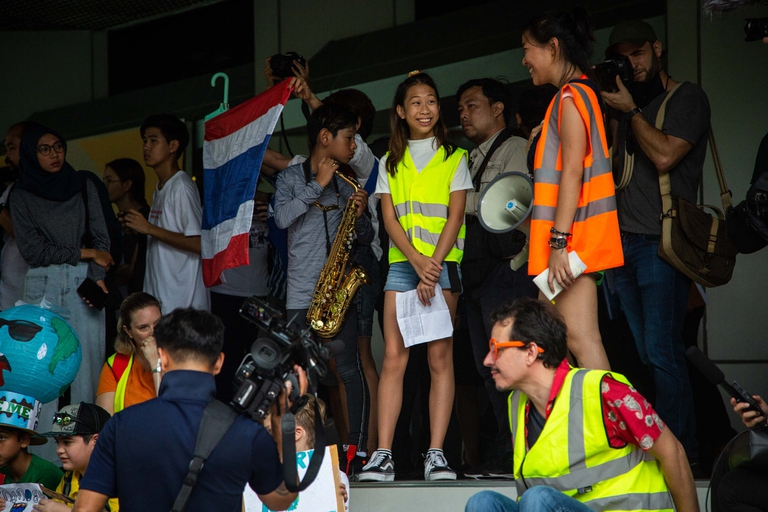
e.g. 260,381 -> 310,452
358,449 -> 395,482
424,449 -> 456,481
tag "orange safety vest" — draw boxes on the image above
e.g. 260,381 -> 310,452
528,78 -> 623,275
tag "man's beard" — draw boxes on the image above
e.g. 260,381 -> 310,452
627,56 -> 665,108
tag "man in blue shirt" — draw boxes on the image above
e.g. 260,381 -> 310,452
74,308 -> 302,512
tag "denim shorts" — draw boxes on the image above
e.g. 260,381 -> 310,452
383,260 -> 462,294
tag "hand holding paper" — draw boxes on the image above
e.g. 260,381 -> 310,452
533,251 -> 587,301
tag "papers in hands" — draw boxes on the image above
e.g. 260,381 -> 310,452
396,284 -> 453,347
533,251 -> 587,301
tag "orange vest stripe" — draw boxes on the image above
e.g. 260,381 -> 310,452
529,80 -> 623,275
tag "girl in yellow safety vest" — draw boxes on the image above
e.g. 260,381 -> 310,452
359,72 -> 473,482
96,292 -> 162,415
522,10 -> 623,371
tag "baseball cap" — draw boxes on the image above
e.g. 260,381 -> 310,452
42,402 -> 111,437
608,20 -> 658,49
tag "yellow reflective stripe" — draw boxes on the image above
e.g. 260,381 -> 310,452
113,354 -> 133,414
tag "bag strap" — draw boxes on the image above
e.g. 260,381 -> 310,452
172,399 -> 238,512
657,83 -> 731,215
472,128 -> 513,192
281,398 -> 326,492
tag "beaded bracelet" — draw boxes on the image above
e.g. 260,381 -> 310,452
550,227 -> 572,238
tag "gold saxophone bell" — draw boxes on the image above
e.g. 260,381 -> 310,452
307,171 -> 370,338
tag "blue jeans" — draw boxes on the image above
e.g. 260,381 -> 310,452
466,487 -> 594,512
610,233 -> 698,462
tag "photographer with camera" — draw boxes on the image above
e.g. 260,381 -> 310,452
74,308 -> 307,512
600,20 -> 710,471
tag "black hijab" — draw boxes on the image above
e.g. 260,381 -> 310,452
16,125 -> 82,201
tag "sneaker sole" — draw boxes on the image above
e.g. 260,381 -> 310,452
426,472 -> 457,481
357,472 -> 395,482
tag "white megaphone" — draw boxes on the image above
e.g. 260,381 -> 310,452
477,171 -> 534,271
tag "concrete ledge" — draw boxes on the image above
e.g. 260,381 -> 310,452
349,479 -> 712,511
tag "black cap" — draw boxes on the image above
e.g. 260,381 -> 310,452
42,402 -> 111,437
607,20 -> 658,53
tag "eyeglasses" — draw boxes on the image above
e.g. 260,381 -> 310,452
37,142 -> 65,156
488,338 -> 545,359
102,177 -> 121,185
0,319 -> 43,342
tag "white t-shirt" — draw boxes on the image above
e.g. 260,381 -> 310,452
375,137 -> 473,196
0,184 -> 28,309
144,171 -> 210,313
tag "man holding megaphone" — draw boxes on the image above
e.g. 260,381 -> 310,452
456,78 -> 540,479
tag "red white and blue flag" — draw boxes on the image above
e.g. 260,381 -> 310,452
202,79 -> 292,287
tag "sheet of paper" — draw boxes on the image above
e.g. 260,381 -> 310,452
533,251 -> 587,301
395,284 -> 454,347
0,484 -> 46,512
245,446 -> 340,512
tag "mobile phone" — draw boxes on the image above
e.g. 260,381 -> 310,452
77,277 -> 109,311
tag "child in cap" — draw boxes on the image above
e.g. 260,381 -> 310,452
32,402 -> 119,511
0,393 -> 63,492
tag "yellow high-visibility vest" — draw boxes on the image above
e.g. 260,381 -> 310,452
387,145 -> 467,264
509,368 -> 674,511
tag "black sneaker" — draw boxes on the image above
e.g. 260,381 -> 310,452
483,452 -> 514,479
358,450 -> 395,482
346,455 -> 367,482
424,449 -> 456,481
464,452 -> 513,480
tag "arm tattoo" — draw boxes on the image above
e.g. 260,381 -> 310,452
275,483 -> 291,496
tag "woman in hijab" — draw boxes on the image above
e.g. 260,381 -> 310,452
10,125 -> 113,407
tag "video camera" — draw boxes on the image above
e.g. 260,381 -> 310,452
594,55 -> 633,92
269,51 -> 307,82
230,297 -> 331,421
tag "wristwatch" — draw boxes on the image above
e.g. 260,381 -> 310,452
625,107 -> 642,119
548,237 -> 568,250
153,358 -> 162,374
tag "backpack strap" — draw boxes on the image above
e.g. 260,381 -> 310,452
172,399 -> 238,512
109,353 -> 132,382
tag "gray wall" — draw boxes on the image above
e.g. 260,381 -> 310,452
0,31 -> 107,134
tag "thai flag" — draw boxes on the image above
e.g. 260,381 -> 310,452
201,79 -> 292,287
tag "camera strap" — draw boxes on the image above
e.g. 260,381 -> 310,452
172,399 -> 238,512
281,397 -> 326,492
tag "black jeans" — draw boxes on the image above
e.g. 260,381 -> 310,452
288,307 -> 369,449
464,261 -> 538,449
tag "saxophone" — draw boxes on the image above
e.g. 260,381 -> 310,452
307,171 -> 370,338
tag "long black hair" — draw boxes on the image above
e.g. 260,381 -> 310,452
106,158 -> 149,208
523,8 -> 597,88
386,72 -> 454,176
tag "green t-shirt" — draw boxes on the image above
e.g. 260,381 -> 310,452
0,454 -> 63,490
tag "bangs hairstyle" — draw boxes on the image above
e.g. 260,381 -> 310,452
106,158 -> 149,208
323,89 -> 376,142
140,113 -> 189,160
115,292 -> 161,355
306,103 -> 358,152
523,7 -> 597,88
154,308 -> 224,368
387,72 -> 454,176
489,297 -> 567,369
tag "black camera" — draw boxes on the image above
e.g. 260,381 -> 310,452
230,297 -> 330,421
269,51 -> 307,82
745,17 -> 768,42
594,55 -> 634,93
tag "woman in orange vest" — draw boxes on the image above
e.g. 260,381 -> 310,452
523,8 -> 623,370
95,292 -> 162,415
